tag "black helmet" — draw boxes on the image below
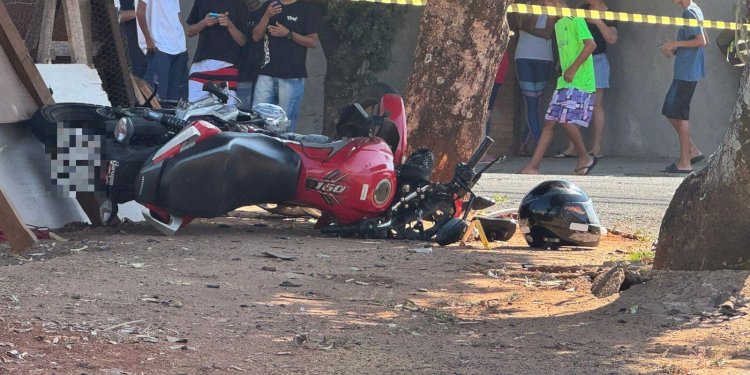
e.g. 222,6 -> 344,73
518,180 -> 601,249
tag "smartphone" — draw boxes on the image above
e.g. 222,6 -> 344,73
209,12 -> 220,18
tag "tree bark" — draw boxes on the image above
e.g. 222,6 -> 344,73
655,68 -> 750,270
404,0 -> 512,182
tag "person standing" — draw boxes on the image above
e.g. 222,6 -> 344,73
252,0 -> 321,132
520,1 -> 598,176
236,0 -> 265,107
118,0 -> 147,79
137,0 -> 189,101
555,0 -> 618,159
513,0 -> 556,155
186,0 -> 248,104
659,0 -> 707,173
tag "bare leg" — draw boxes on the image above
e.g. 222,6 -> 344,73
519,119 -> 557,174
589,88 -> 606,157
562,123 -> 595,175
668,117 -> 698,170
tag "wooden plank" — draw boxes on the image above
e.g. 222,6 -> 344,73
77,0 -> 93,63
132,75 -> 161,109
101,0 -> 137,106
0,187 -> 37,253
0,1 -> 54,107
36,0 -> 57,63
61,0 -> 90,65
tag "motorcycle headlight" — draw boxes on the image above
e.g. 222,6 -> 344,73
114,117 -> 134,143
252,103 -> 290,133
373,178 -> 393,206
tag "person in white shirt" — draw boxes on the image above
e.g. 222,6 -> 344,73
136,0 -> 189,101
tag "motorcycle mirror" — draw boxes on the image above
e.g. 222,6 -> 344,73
435,218 -> 469,246
114,117 -> 135,143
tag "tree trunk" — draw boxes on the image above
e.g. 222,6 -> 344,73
655,68 -> 750,270
405,0 -> 512,182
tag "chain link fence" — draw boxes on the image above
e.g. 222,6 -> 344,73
3,0 -> 135,107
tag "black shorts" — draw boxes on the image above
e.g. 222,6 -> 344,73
662,79 -> 698,121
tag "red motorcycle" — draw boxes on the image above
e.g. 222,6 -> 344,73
105,88 -> 499,245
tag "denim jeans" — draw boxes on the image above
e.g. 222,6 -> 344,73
253,75 -> 305,132
236,81 -> 255,108
144,50 -> 189,101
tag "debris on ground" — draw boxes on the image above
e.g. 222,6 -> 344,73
261,251 -> 296,261
591,266 -> 626,298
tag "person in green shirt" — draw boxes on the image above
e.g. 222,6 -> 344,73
520,3 -> 598,176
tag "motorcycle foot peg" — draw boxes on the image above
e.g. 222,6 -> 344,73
142,209 -> 183,236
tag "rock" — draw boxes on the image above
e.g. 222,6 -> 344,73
719,300 -> 737,316
409,247 -> 433,254
293,333 -> 308,346
591,266 -> 626,298
417,288 -> 429,292
667,308 -> 681,316
261,266 -> 277,272
206,284 -> 221,289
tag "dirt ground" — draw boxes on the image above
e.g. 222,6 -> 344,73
1,211 -> 749,375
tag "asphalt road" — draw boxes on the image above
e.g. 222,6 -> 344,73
474,156 -> 691,238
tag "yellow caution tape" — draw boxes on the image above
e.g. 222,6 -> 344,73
508,4 -> 748,31
349,0 -> 748,31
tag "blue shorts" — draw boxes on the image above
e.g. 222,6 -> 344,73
515,58 -> 554,96
593,54 -> 610,89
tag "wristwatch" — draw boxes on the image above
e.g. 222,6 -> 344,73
286,30 -> 293,39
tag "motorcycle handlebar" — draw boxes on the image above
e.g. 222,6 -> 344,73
465,137 -> 494,170
141,109 -> 190,133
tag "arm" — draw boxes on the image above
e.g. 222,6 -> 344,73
660,32 -> 707,57
119,10 -> 136,23
253,3 -> 282,42
136,2 -> 154,51
592,19 -> 617,44
268,23 -> 318,48
217,13 -> 246,46
563,39 -> 596,82
524,15 -> 554,40
187,14 -> 218,37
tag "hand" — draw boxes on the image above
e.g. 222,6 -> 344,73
268,22 -> 290,38
218,12 -> 233,27
146,38 -> 156,54
660,40 -> 677,58
264,2 -> 282,19
203,13 -> 218,27
563,66 -> 578,83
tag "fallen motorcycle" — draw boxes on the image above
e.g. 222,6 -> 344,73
107,89 -> 498,245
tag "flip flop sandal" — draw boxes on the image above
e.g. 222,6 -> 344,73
589,153 -> 604,159
574,158 -> 598,176
662,163 -> 692,174
554,151 -> 576,158
690,155 -> 705,164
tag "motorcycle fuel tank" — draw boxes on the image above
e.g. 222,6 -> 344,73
288,137 -> 397,225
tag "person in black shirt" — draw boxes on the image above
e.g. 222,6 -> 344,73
557,0 -> 618,159
118,0 -> 147,79
237,0 -> 265,107
251,0 -> 321,131
186,0 -> 248,103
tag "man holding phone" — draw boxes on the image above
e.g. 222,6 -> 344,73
252,0 -> 321,132
186,0 -> 249,103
